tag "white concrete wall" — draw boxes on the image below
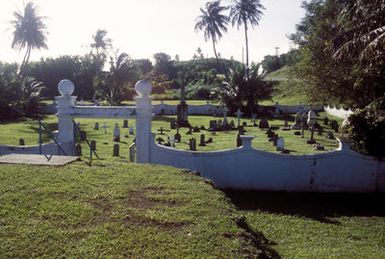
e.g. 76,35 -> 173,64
149,135 -> 385,192
0,142 -> 72,156
324,105 -> 354,119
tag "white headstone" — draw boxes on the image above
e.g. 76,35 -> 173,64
113,123 -> 120,138
129,127 -> 134,135
236,109 -> 243,127
276,137 -> 285,151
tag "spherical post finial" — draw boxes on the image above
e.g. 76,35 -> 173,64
135,80 -> 152,97
58,79 -> 75,96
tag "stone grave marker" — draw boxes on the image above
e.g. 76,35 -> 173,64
123,120 -> 128,128
259,118 -> 269,129
209,120 -> 217,131
186,127 -> 193,135
229,120 -> 235,129
113,144 -> 120,157
323,117 -> 329,125
94,122 -> 100,130
19,138 -> 25,146
170,120 -> 176,129
236,109 -> 243,128
189,138 -> 197,151
113,123 -> 120,142
199,134 -> 206,146
129,127 -> 134,135
276,137 -> 284,151
102,123 -> 108,134
291,112 -> 302,130
174,128 -> 181,143
156,137 -> 164,144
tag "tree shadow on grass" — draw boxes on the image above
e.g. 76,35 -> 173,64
224,190 -> 385,225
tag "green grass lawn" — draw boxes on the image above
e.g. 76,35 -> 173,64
0,114 -> 340,156
1,161 -> 384,258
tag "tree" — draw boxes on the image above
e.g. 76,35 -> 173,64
90,29 -> 112,70
11,1 -> 48,76
94,52 -> 134,105
230,0 -> 264,70
17,77 -> 45,115
220,63 -> 273,114
195,1 -> 229,60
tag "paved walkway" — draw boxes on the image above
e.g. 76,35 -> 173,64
0,154 -> 79,166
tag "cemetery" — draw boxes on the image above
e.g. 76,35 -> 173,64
1,0 -> 385,258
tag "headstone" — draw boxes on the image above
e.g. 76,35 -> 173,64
259,118 -> 269,129
217,120 -> 223,130
176,98 -> 189,127
313,143 -> 325,150
158,127 -> 165,135
94,122 -> 100,130
80,130 -> 87,141
186,127 -> 193,135
169,136 -> 175,147
291,112 -> 302,130
330,120 -> 339,132
199,134 -> 206,146
19,138 -> 25,146
323,117 -> 329,125
209,120 -> 217,131
174,128 -> 181,143
113,144 -> 120,157
189,138 -> 196,151
123,120 -> 128,128
206,137 -> 213,143
75,143 -> 82,156
113,123 -> 120,142
276,137 -> 284,151
90,140 -> 96,151
156,137 -> 164,144
129,127 -> 134,135
242,121 -> 247,127
265,129 -> 275,138
307,109 -> 317,142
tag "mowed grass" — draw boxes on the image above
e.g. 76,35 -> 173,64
0,113 -> 340,156
1,161 -> 385,258
0,161 -> 246,257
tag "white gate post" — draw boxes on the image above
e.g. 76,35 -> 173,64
134,80 -> 153,163
55,80 -> 76,155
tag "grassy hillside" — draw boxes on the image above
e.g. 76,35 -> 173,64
261,66 -> 310,106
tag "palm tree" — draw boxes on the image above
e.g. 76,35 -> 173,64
11,2 -> 48,76
195,1 -> 229,60
90,29 -> 112,69
230,0 -> 264,70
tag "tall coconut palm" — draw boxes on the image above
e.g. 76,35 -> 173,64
230,0 -> 264,70
195,1 -> 229,60
11,2 -> 48,76
90,29 -> 112,70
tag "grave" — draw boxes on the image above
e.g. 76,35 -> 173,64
174,128 -> 181,143
156,137 -> 164,144
259,118 -> 269,129
189,138 -> 197,151
291,112 -> 302,130
199,134 -> 206,146
209,120 -> 217,131
113,144 -> 120,157
176,85 -> 189,127
19,138 -> 25,146
94,122 -> 100,130
129,127 -> 134,135
236,109 -> 243,128
186,127 -> 193,135
113,123 -> 120,142
276,137 -> 284,151
123,120 -> 128,128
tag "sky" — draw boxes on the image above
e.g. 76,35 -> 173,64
0,0 -> 305,64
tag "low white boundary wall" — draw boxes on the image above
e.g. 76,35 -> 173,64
149,135 -> 385,192
0,142 -> 72,156
324,105 -> 355,119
